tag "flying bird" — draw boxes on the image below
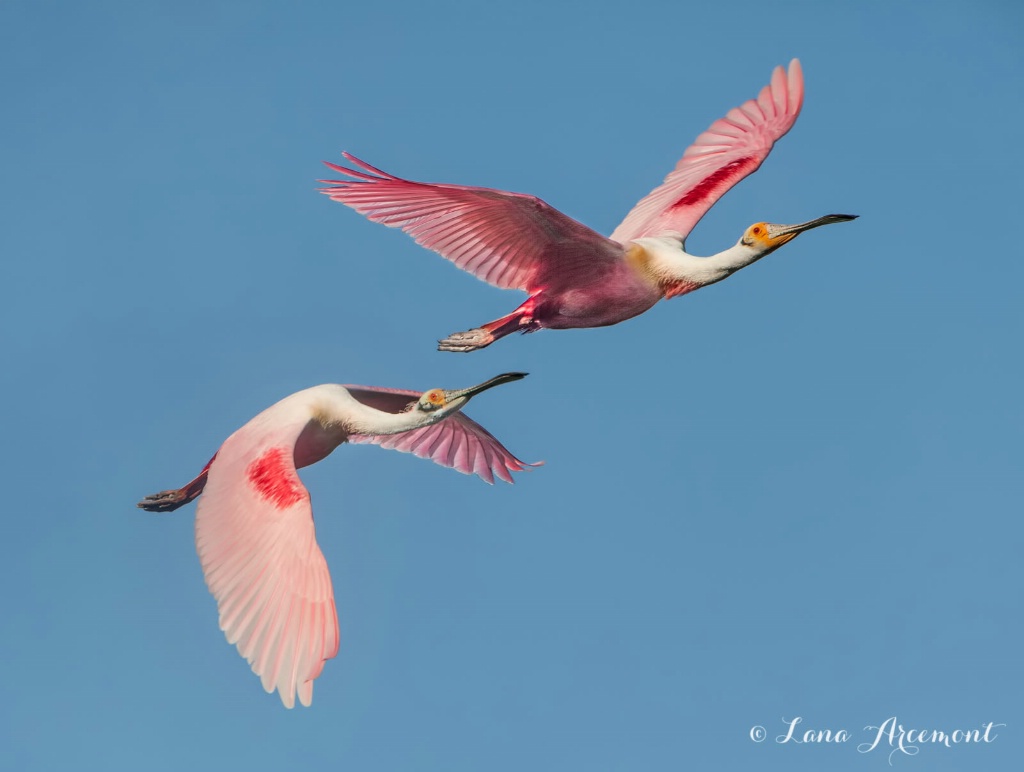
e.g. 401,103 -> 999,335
138,373 -> 534,708
321,59 -> 855,352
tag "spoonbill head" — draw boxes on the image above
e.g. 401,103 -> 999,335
739,215 -> 859,255
138,373 -> 534,708
321,59 -> 857,352
415,371 -> 527,415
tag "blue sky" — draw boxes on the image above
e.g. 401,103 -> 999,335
2,1 -> 1021,770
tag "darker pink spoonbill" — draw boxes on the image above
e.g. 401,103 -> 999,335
322,60 -> 855,352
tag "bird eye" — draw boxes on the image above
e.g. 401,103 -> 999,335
752,226 -> 762,235
418,390 -> 445,411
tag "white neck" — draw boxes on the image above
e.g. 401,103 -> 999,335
337,397 -> 440,437
288,384 -> 451,470
633,236 -> 766,290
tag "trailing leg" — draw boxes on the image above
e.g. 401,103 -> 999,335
437,301 -> 538,353
137,455 -> 216,512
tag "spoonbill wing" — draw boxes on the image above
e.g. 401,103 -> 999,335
344,385 -> 537,484
194,408 -> 340,709
321,154 -> 622,293
610,59 -> 804,245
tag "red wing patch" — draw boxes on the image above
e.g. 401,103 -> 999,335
247,447 -> 306,509
671,156 -> 755,210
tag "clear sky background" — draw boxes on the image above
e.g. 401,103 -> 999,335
2,1 -> 1021,770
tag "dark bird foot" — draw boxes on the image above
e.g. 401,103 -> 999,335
137,456 -> 214,512
137,488 -> 191,512
438,328 -> 494,353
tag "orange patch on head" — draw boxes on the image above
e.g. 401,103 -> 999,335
748,223 -> 771,245
425,389 -> 445,405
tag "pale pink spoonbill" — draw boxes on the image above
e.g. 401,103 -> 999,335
321,59 -> 855,352
138,373 -> 533,708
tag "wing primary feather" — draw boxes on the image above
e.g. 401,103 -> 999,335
609,60 -> 805,244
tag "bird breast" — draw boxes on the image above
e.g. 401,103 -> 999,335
624,242 -> 700,300
627,238 -> 711,299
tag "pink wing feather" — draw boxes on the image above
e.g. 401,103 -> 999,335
344,385 -> 538,484
609,59 -> 805,244
194,409 -> 340,709
160,382 -> 533,709
320,154 -> 621,293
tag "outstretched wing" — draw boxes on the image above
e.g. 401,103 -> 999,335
344,385 -> 537,484
320,154 -> 622,293
194,406 -> 340,709
610,59 -> 805,245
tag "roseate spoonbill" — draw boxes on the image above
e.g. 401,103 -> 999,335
138,373 -> 533,708
321,59 -> 856,352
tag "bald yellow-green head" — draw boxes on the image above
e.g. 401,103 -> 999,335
415,372 -> 528,418
741,214 -> 858,254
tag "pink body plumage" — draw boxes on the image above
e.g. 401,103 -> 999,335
321,61 -> 837,352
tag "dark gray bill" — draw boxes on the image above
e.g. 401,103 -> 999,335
769,214 -> 858,238
444,372 -> 528,402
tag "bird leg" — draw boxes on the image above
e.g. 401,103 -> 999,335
437,327 -> 495,353
137,454 -> 216,512
438,303 -> 537,353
